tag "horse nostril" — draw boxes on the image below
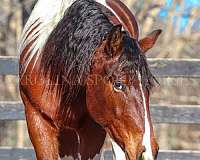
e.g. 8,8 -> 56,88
153,145 -> 159,160
141,146 -> 146,155
154,150 -> 159,160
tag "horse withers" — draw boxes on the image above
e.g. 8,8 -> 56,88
19,0 -> 162,160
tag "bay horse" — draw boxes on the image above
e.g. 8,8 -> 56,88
19,0 -> 162,160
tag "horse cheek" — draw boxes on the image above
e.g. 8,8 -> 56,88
86,82 -> 109,126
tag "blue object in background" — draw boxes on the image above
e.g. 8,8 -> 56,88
192,18 -> 200,32
159,0 -> 200,32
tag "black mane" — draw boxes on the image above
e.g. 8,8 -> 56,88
40,0 -> 156,111
118,35 -> 157,91
41,0 -> 113,103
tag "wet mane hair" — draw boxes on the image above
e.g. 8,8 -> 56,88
40,0 -> 156,115
41,0 -> 113,103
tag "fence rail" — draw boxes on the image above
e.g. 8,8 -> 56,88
0,148 -> 200,160
0,56 -> 200,160
1,56 -> 200,77
1,101 -> 200,124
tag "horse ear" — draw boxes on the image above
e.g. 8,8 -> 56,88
139,29 -> 162,53
105,25 -> 123,57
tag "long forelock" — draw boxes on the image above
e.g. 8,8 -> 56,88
119,37 -> 156,91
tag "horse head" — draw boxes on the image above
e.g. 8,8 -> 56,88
86,23 -> 161,160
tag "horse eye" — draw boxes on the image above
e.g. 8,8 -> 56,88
113,81 -> 126,92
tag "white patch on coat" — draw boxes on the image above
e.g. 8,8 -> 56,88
19,0 -> 125,75
19,0 -> 76,74
111,139 -> 126,160
138,73 -> 154,160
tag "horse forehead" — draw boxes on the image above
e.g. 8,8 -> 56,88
123,37 -> 141,55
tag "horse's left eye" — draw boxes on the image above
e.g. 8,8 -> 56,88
113,81 -> 126,92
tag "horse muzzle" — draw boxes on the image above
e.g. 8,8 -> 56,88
137,149 -> 158,160
111,139 -> 158,160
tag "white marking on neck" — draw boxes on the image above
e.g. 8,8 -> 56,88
19,0 -> 125,75
111,139 -> 126,160
19,0 -> 76,74
138,73 -> 153,160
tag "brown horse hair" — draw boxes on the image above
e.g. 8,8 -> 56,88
40,0 -> 156,125
40,0 -> 113,125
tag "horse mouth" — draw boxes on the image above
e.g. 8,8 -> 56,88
111,138 -> 154,160
138,152 -> 155,160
